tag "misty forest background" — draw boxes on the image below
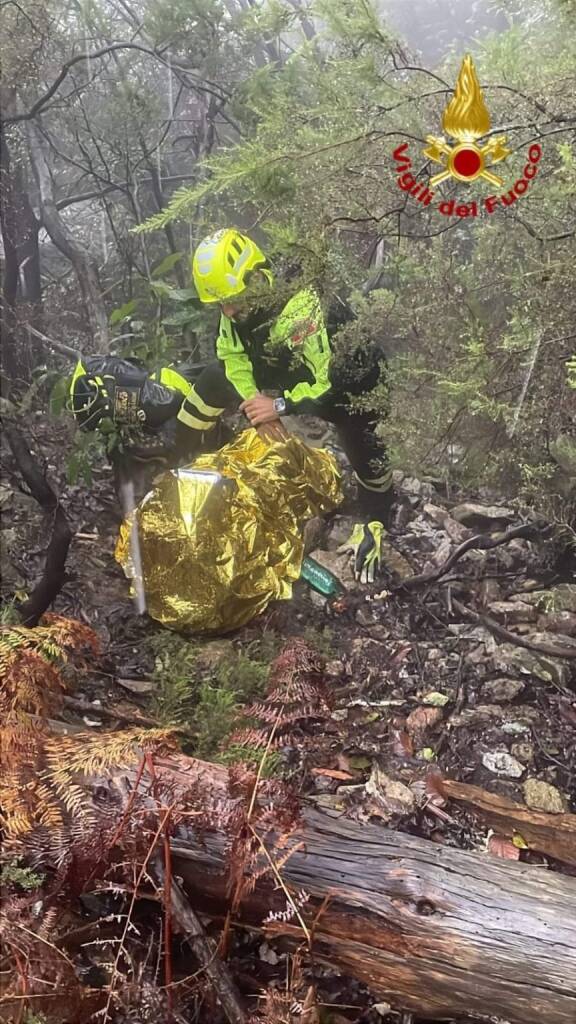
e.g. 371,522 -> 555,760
1,0 -> 575,527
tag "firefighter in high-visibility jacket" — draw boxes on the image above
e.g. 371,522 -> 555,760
70,228 -> 395,581
182,228 -> 395,582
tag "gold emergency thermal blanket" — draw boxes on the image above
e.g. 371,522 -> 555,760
115,429 -> 342,634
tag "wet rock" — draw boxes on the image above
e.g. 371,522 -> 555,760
443,516 -> 472,544
482,677 -> 525,703
259,942 -> 280,966
501,720 -> 531,735
450,502 -> 516,530
380,539 -> 414,580
401,476 -> 436,499
487,601 -> 538,624
492,641 -> 571,687
500,705 -> 540,726
325,515 -> 357,551
309,547 -> 357,588
365,765 -> 416,820
432,536 -> 453,567
482,750 -> 525,778
422,502 -> 448,526
537,611 -> 576,637
450,704 -> 504,727
523,779 -> 568,813
117,676 -> 155,694
355,604 -> 378,627
510,742 -> 534,765
522,585 -> 576,614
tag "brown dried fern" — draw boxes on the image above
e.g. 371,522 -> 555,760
227,639 -> 335,756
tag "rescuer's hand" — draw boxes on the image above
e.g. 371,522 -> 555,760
240,394 -> 279,426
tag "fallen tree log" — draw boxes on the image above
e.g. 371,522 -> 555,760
137,754 -> 576,1024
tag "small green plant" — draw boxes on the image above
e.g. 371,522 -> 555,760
147,631 -> 281,758
66,423 -> 119,486
218,743 -> 282,776
1,861 -> 44,891
193,684 -> 239,759
0,600 -> 22,626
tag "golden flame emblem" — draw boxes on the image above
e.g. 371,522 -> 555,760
423,55 -> 510,187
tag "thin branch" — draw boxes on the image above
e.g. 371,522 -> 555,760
452,598 -> 576,663
153,861 -> 247,1024
25,324 -> 81,360
4,43 -> 229,125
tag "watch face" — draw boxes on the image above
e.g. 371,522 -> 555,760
274,397 -> 286,414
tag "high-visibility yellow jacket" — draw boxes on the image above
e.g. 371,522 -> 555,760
216,287 -> 333,413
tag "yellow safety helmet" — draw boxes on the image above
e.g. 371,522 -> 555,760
191,228 -> 273,303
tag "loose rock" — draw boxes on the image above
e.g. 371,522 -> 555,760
450,502 -> 516,529
523,779 -> 568,813
487,601 -> 538,624
365,766 -> 416,820
510,742 -> 534,765
482,750 -> 525,778
492,642 -> 571,688
482,677 -> 525,703
537,611 -> 576,637
309,547 -> 357,588
520,585 -> 576,614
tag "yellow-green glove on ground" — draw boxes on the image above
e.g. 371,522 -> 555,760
343,521 -> 385,584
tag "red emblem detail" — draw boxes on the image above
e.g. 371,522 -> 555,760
452,147 -> 482,178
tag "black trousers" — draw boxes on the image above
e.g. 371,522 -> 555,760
177,357 -> 394,522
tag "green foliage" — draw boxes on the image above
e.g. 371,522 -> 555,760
0,861 -> 44,890
127,0 -> 576,514
148,630 -> 282,758
66,426 -> 117,486
0,601 -> 22,626
218,742 -> 282,776
151,252 -> 185,278
8,0 -> 575,519
109,299 -> 137,326
193,684 -> 239,759
49,374 -> 70,416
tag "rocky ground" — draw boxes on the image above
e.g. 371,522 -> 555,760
1,410 -> 575,1022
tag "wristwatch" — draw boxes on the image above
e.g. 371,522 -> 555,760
273,396 -> 287,415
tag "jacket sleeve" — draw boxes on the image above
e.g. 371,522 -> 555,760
215,314 -> 258,401
273,289 -> 332,414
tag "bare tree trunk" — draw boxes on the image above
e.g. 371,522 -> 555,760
27,121 -> 109,352
0,128 -> 21,383
4,422 -> 72,625
0,123 -> 42,382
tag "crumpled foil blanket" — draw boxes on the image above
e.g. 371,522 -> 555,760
115,428 -> 342,633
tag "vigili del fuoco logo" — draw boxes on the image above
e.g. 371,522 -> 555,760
392,55 -> 542,218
